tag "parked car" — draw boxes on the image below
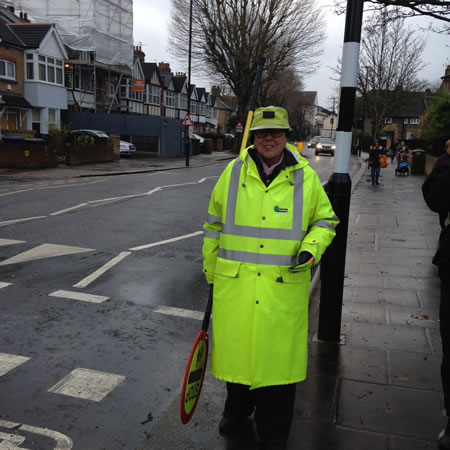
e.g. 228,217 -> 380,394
119,140 -> 136,157
71,129 -> 109,145
71,129 -> 109,139
223,133 -> 234,139
314,137 -> 336,156
308,136 -> 321,148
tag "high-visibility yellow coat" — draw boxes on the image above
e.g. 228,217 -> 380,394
202,145 -> 338,389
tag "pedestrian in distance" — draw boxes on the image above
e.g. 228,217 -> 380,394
434,139 -> 450,171
202,106 -> 339,450
390,140 -> 399,163
422,140 -> 450,449
368,140 -> 383,185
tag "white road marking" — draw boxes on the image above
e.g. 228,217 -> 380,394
48,368 -> 125,402
0,353 -> 30,377
129,230 -> 204,251
0,431 -> 25,447
0,216 -> 47,227
0,243 -> 94,266
355,214 -> 360,225
0,179 -> 106,197
146,186 -> 162,195
198,177 -> 206,183
162,182 -> 198,188
50,203 -> 88,216
73,251 -> 131,288
88,192 -> 148,204
49,290 -> 109,304
0,282 -> 12,289
0,239 -> 25,246
154,305 -> 204,321
0,420 -> 73,449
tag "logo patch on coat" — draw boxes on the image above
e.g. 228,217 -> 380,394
274,206 -> 288,213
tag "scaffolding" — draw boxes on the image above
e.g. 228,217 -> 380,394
5,0 -> 133,69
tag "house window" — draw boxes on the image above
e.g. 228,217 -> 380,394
150,86 -> 160,105
165,90 -> 175,108
404,118 -> 409,124
56,60 -> 63,84
410,118 -> 420,125
31,54 -> 64,85
25,53 -> 34,79
178,93 -> 187,110
48,109 -> 57,131
0,60 -> 16,80
384,117 -> 392,124
32,109 -> 40,135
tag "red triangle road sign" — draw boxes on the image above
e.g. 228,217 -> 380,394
182,113 -> 194,127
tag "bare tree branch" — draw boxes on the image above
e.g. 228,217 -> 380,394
334,0 -> 450,33
169,0 -> 326,121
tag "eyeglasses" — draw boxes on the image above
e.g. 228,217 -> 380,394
254,129 -> 285,139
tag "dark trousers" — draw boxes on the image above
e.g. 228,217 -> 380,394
439,267 -> 450,414
224,382 -> 296,447
371,166 -> 380,183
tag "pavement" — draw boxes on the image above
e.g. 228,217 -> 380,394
1,151 -> 446,449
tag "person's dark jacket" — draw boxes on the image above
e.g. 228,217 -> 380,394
368,147 -> 381,168
422,162 -> 450,269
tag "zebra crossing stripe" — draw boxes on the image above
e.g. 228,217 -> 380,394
48,368 -> 125,402
49,290 -> 109,304
154,305 -> 204,321
0,352 -> 30,377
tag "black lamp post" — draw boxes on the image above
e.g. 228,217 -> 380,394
185,0 -> 193,167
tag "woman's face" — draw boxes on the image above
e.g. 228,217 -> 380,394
253,129 -> 287,166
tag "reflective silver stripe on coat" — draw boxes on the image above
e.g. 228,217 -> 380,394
222,159 -> 305,241
310,220 -> 337,233
204,230 -> 220,239
207,213 -> 222,226
219,249 -> 297,266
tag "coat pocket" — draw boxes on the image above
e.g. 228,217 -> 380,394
278,266 -> 311,284
214,258 -> 241,278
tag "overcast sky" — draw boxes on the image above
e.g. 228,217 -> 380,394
133,0 -> 449,109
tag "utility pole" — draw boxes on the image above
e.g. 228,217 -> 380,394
318,0 -> 364,342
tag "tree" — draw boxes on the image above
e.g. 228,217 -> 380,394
169,0 -> 326,122
357,9 -> 426,138
334,1 -> 450,33
420,91 -> 450,144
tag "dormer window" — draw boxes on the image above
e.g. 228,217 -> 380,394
0,59 -> 16,80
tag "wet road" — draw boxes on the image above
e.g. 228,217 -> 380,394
0,150 -> 353,449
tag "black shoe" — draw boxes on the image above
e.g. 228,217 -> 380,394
259,440 -> 287,450
376,181 -> 380,185
439,419 -> 450,449
219,415 -> 246,435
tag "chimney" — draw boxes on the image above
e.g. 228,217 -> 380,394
211,85 -> 221,97
134,45 -> 145,66
158,62 -> 171,73
175,72 -> 186,78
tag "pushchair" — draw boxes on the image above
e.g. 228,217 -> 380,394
395,150 -> 410,176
